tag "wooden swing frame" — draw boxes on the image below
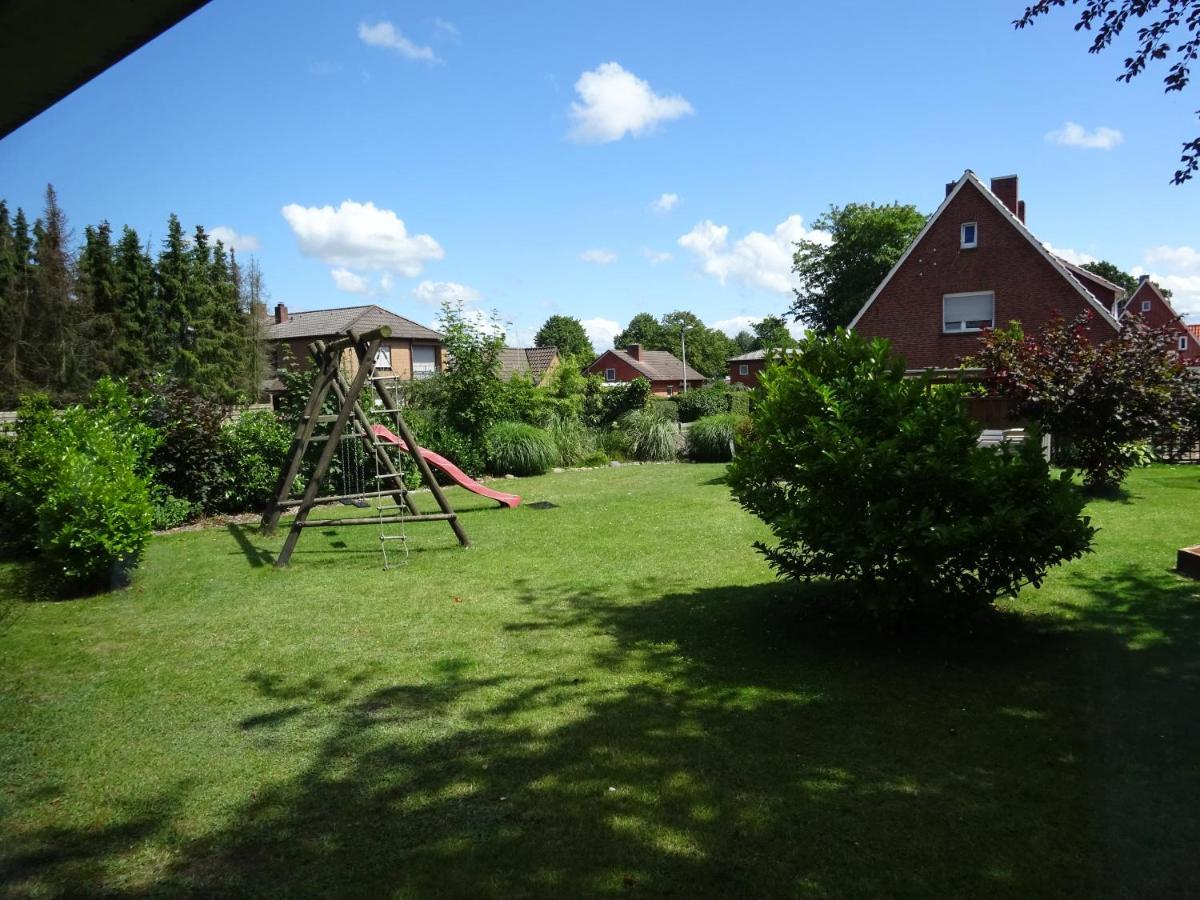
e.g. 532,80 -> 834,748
260,325 -> 469,567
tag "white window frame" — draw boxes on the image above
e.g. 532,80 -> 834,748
374,346 -> 392,370
1141,299 -> 1152,312
411,344 -> 437,379
738,363 -> 750,376
1180,335 -> 1190,352
942,291 -> 995,333
604,367 -> 616,382
960,222 -> 978,249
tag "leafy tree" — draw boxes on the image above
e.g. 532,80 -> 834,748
1081,259 -> 1138,296
659,310 -> 736,379
438,300 -> 506,441
534,314 -> 594,360
790,202 -> 927,333
751,315 -> 797,350
728,329 -> 1094,621
1015,0 -> 1200,184
732,329 -> 756,352
975,312 -> 1191,489
613,312 -> 664,349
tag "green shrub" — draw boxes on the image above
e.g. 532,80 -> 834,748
215,410 -> 293,513
619,409 -> 680,462
676,383 -> 727,422
142,383 -> 229,514
150,488 -> 195,530
727,330 -> 1095,623
579,450 -> 610,467
687,414 -> 747,462
545,415 -> 596,467
652,399 -> 680,421
598,427 -> 631,461
584,376 -> 652,427
405,409 -> 486,480
485,421 -> 557,476
727,386 -> 752,417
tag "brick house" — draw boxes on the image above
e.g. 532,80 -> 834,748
584,344 -> 706,396
262,303 -> 444,398
850,171 -> 1120,371
728,348 -> 798,386
1122,276 -> 1200,363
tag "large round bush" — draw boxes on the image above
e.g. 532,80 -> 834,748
687,413 -> 747,462
485,421 -> 557,476
619,409 -> 679,461
727,330 -> 1095,621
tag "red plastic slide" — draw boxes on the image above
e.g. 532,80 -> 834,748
371,424 -> 521,509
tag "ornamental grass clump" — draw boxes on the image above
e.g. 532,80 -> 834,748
485,421 -> 557,476
727,329 -> 1095,623
619,409 -> 679,462
687,413 -> 747,462
544,415 -> 596,468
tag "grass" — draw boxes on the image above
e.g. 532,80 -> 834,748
1,463 -> 1198,898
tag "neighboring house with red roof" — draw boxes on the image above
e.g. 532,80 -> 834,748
584,344 -> 706,396
1121,276 -> 1200,363
496,346 -> 562,385
262,302 -> 444,399
850,171 -> 1120,371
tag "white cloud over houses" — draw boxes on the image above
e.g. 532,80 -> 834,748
678,214 -> 830,294
331,267 -> 371,295
1045,121 -> 1124,150
567,62 -> 693,143
358,21 -> 440,63
643,248 -> 673,264
651,192 -> 679,213
1043,243 -> 1097,266
581,317 -> 621,350
281,200 -> 444,276
1145,245 -> 1200,272
209,225 -> 260,253
413,280 -> 482,304
580,248 -> 617,264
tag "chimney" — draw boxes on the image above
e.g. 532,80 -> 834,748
1139,274 -> 1150,285
274,302 -> 288,324
627,343 -> 642,360
945,181 -> 956,197
990,175 -> 1020,219
1017,200 -> 1026,224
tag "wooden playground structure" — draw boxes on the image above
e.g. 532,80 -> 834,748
261,325 -> 470,568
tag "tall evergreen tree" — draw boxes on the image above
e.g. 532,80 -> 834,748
26,186 -> 81,400
0,202 -> 21,405
113,226 -> 156,379
76,221 -> 119,382
155,213 -> 192,380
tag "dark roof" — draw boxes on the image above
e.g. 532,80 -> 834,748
728,348 -> 798,362
497,347 -> 559,381
263,304 -> 442,342
595,347 -> 706,383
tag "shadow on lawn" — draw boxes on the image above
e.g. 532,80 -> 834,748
5,570 -> 1199,897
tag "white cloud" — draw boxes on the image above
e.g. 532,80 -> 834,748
358,21 -> 440,63
208,225 -> 260,253
567,62 -> 693,143
379,273 -> 394,291
581,317 -> 621,351
331,267 -> 371,295
678,214 -> 830,294
1145,245 -> 1200,273
1045,121 -> 1124,150
281,200 -> 443,275
1043,243 -> 1097,266
643,248 -> 673,264
431,17 -> 459,39
580,248 -> 617,265
712,314 -> 806,340
651,192 -> 679,213
413,280 -> 482,304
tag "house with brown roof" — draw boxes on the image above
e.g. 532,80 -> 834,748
1121,276 -> 1199,363
262,302 -> 444,398
584,344 -> 706,396
497,347 -> 562,385
850,171 -> 1120,371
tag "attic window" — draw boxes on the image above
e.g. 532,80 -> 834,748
374,346 -> 392,370
1181,336 -> 1190,352
604,367 -> 616,382
943,291 -> 994,333
961,222 -> 978,249
1141,299 -> 1152,312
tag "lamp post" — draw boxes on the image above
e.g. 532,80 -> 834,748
681,325 -> 692,394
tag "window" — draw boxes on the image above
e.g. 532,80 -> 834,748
943,292 -> 994,333
412,344 -> 436,379
738,363 -> 750,376
1180,336 -> 1190,352
604,367 -> 616,382
374,346 -> 392,369
1141,299 -> 1152,312
960,222 -> 978,249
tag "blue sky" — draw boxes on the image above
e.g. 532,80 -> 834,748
2,0 -> 1198,346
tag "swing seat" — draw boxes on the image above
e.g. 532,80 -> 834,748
339,498 -> 370,509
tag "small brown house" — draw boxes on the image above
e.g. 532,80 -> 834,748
262,303 -> 444,399
584,344 -> 706,396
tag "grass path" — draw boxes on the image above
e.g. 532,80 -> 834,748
1,463 -> 1198,898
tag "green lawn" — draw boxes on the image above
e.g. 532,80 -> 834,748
1,463 -> 1198,898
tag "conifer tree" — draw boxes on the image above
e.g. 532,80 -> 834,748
155,214 -> 192,380
76,221 -> 119,382
26,186 -> 81,400
113,226 -> 155,379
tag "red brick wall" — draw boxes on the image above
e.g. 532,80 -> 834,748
1125,282 -> 1200,362
1070,268 -> 1123,309
729,359 -> 765,387
854,180 -> 1114,370
584,351 -> 693,396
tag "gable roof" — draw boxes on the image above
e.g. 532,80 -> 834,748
263,304 -> 443,342
594,348 -> 705,383
1124,278 -> 1195,331
728,348 -> 798,362
1055,258 -> 1127,302
497,346 -> 559,381
847,170 -> 1120,332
